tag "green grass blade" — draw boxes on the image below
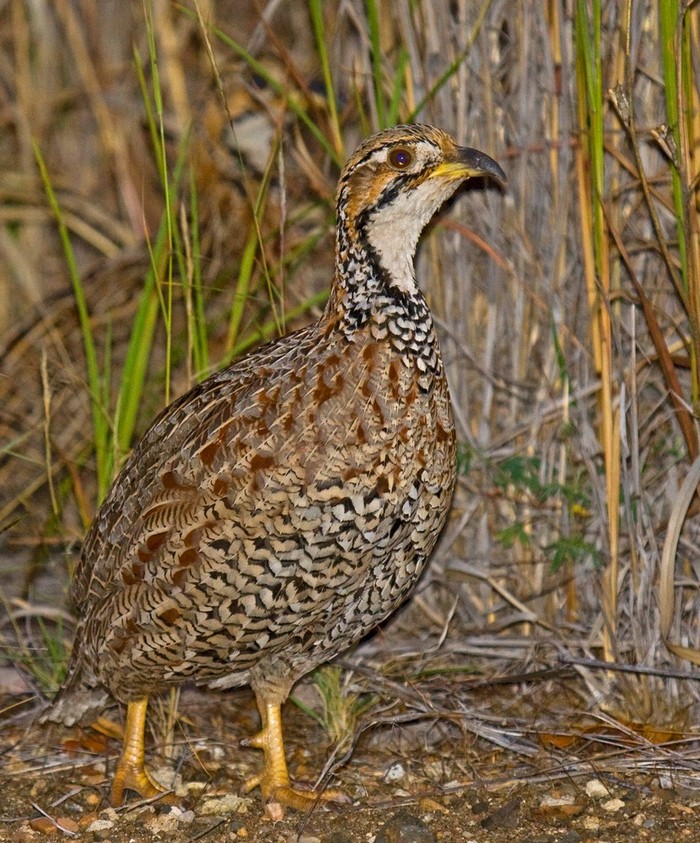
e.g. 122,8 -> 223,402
33,143 -> 111,501
144,2 -> 175,406
187,166 -> 209,379
226,225 -> 259,353
387,45 -> 409,126
308,0 -> 342,153
366,0 -> 386,127
113,50 -> 190,463
659,1 -> 687,291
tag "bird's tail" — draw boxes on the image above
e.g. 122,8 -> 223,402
40,677 -> 109,726
39,627 -> 109,726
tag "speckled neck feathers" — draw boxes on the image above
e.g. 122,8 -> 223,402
327,181 -> 441,379
323,124 -> 471,378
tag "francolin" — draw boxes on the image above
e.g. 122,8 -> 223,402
45,124 -> 505,810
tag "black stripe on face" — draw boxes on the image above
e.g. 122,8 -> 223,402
354,166 -> 435,238
354,173 -> 410,234
373,172 -> 417,211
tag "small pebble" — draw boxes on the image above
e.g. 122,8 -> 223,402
181,780 -> 208,797
585,778 -> 610,799
144,809 -> 183,834
264,800 -> 285,822
481,798 -> 521,830
145,805 -> 195,825
374,810 -> 436,843
603,797 -> 625,812
29,817 -> 58,835
197,742 -> 225,760
539,793 -> 575,808
86,819 -> 115,833
200,794 -> 250,815
418,797 -> 448,814
538,793 -> 583,819
149,766 -> 178,788
385,762 -> 406,782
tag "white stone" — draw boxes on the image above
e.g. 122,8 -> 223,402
603,797 -> 625,812
384,762 -> 406,782
585,778 -> 611,799
199,794 -> 250,815
540,793 -> 575,807
86,819 -> 114,832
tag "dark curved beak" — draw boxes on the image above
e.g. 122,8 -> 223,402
431,146 -> 506,185
457,147 -> 507,184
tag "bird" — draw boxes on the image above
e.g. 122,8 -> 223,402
44,123 -> 505,811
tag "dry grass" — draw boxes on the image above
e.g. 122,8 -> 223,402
1,0 -> 700,762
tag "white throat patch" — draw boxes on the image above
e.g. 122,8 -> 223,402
366,177 -> 461,293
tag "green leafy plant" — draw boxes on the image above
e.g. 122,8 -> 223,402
293,666 -> 378,748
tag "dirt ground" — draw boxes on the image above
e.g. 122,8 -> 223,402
2,682 -> 699,843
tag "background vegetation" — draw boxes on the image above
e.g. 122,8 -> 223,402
1,0 -> 700,759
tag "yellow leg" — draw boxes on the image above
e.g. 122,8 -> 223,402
242,695 -> 346,811
110,698 -> 165,806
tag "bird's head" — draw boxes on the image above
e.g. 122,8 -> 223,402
335,124 -> 505,295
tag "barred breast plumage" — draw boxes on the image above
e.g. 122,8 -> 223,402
46,123 -> 505,811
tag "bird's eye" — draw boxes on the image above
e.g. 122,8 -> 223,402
388,147 -> 414,169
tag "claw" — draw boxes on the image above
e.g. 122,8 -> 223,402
111,759 -> 165,806
110,698 -> 173,806
243,696 -> 347,814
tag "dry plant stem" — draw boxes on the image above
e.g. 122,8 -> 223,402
660,1 -> 700,408
607,16 -> 698,462
608,93 -> 685,304
40,349 -> 59,519
674,9 -> 700,402
574,0 -> 620,663
153,0 -> 191,134
52,0 -> 140,234
660,455 -> 700,666
606,210 -> 698,460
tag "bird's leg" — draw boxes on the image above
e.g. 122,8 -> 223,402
110,698 -> 165,806
242,695 -> 345,811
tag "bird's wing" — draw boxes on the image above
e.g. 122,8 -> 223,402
70,322 -> 394,611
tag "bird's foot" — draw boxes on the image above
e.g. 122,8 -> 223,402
110,757 -> 171,807
242,770 -> 347,814
110,700 -> 176,807
242,698 -> 348,815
